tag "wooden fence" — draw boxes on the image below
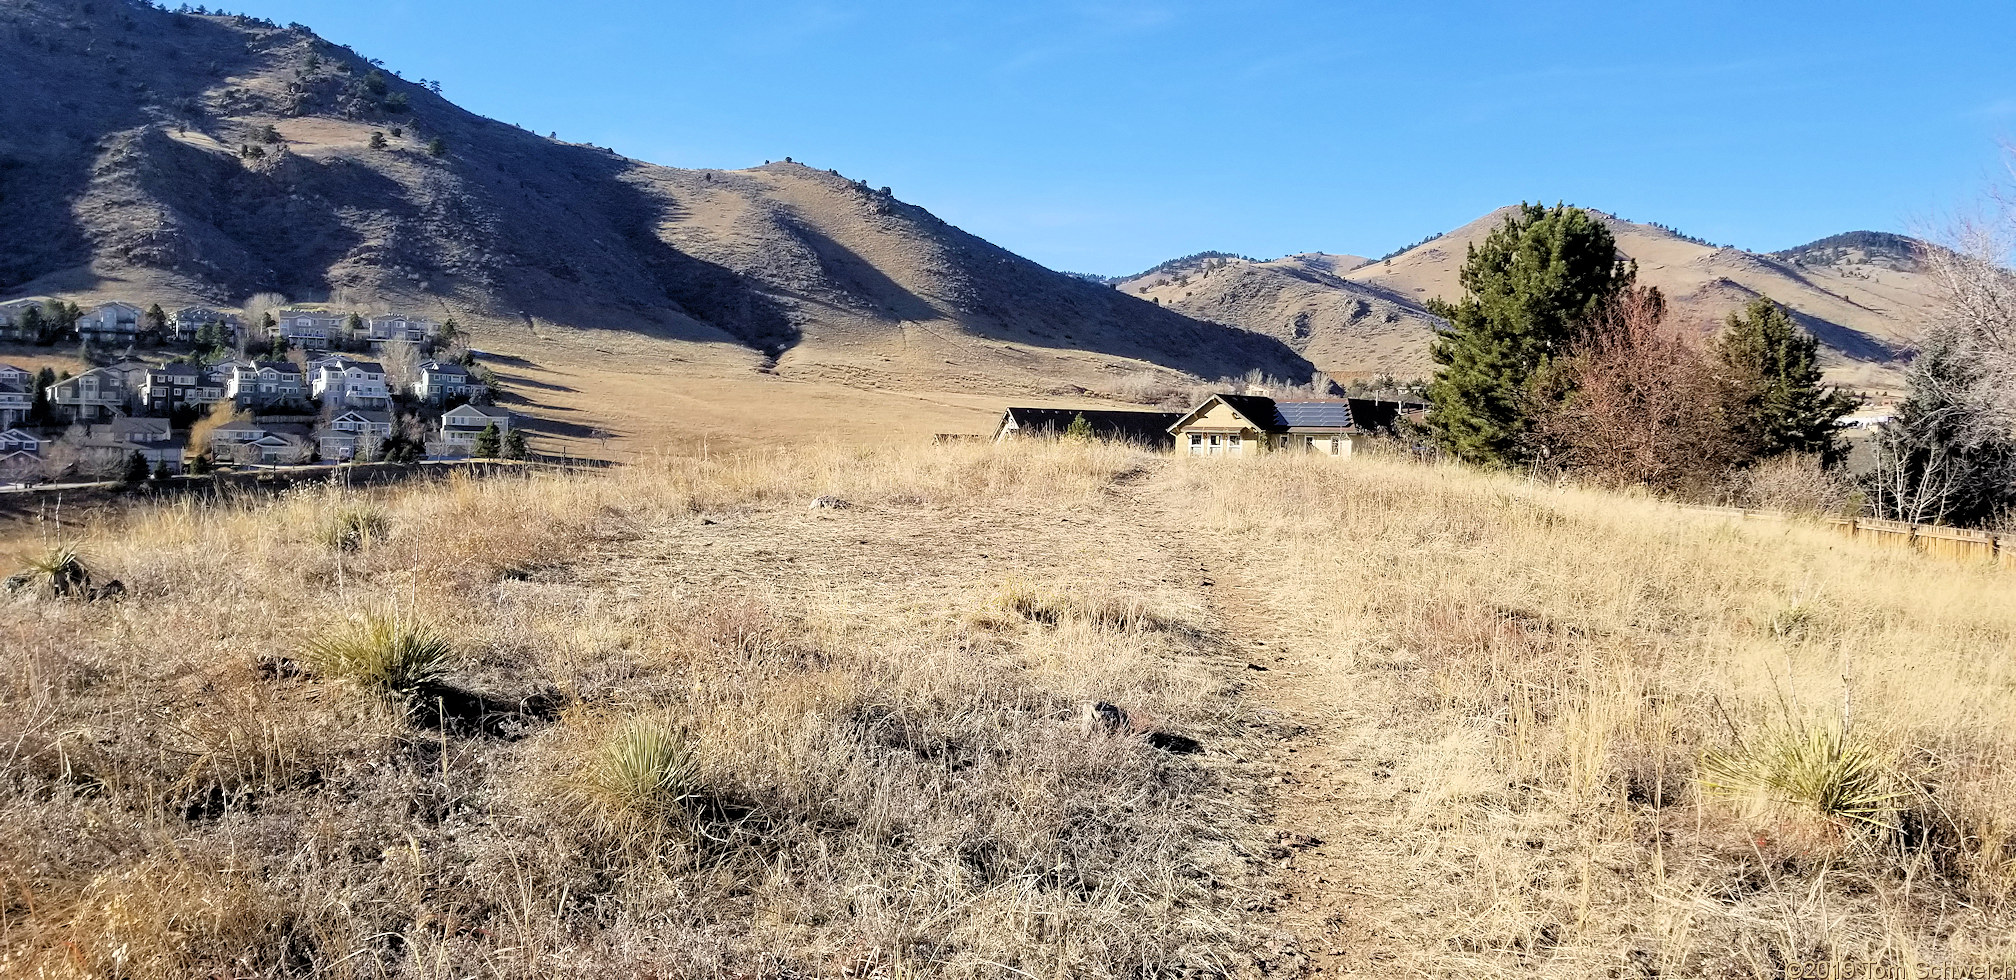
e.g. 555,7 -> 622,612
1675,504 -> 2016,568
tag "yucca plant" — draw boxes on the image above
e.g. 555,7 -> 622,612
300,614 -> 453,702
1700,724 -> 1903,831
568,717 -> 703,832
317,505 -> 389,552
17,545 -> 92,598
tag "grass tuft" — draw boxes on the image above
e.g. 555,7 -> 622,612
299,614 -> 453,702
316,505 -> 389,552
1700,724 -> 1903,831
566,716 -> 703,833
14,544 -> 92,598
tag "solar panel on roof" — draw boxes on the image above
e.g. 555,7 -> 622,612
1272,401 -> 1354,428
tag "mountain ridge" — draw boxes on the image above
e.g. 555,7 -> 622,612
0,0 -> 1314,395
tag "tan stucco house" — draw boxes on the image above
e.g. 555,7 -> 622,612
1167,393 -> 1384,457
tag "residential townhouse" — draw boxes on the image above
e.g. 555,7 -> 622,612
0,451 -> 42,484
0,378 -> 29,428
316,409 -> 396,461
413,360 -> 481,403
268,310 -> 346,350
438,404 -> 513,453
0,428 -> 42,455
224,360 -> 307,407
0,363 -> 30,387
307,356 -> 392,409
210,423 -> 310,465
49,366 -> 134,420
170,308 -> 241,342
76,303 -> 144,345
139,362 -> 226,413
208,420 -> 270,453
110,416 -> 174,445
0,300 -> 41,341
365,314 -> 438,344
65,420 -> 187,476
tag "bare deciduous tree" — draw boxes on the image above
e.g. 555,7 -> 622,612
1532,287 -> 1740,492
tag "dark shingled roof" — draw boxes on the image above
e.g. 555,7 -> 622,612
1179,393 -> 1431,434
1001,407 -> 1183,448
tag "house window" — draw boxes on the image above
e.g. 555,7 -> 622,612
1228,433 -> 1242,455
1304,436 -> 1315,452
1188,433 -> 1204,455
1331,436 -> 1342,455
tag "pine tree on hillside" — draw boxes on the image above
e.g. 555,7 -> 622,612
1064,413 -> 1094,441
1425,204 -> 1635,466
503,429 -> 528,460
1712,298 -> 1856,469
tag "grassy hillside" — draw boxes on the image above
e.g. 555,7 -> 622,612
3,445 -> 2012,976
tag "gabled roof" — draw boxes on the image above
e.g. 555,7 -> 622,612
111,417 -> 173,440
1168,393 -> 1363,434
997,407 -> 1183,446
417,359 -> 470,375
0,428 -> 41,444
331,409 -> 394,424
444,403 -> 511,420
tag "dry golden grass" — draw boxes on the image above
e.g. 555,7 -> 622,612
0,441 -> 1260,978
1171,451 -> 2016,976
1,441 -> 2012,977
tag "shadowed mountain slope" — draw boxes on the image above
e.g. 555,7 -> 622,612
0,0 -> 1312,392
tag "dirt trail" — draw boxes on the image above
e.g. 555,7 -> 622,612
1127,463 -> 1410,976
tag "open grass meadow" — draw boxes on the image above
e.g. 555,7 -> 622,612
1,441 -> 2012,977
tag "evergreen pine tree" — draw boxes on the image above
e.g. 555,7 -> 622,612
145,304 -> 168,336
1064,412 -> 1094,441
1424,204 -> 1635,466
20,306 -> 46,343
471,423 -> 501,458
121,451 -> 151,485
1712,298 -> 1857,469
503,429 -> 528,460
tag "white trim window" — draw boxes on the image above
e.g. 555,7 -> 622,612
1188,432 -> 1205,455
1228,433 -> 1242,455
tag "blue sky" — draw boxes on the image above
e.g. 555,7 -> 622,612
219,1 -> 2015,276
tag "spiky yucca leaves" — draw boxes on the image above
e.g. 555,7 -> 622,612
16,545 -> 91,598
566,717 -> 703,835
316,506 -> 389,552
1701,724 -> 1903,831
300,615 -> 453,702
